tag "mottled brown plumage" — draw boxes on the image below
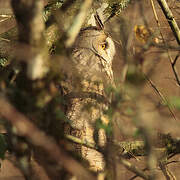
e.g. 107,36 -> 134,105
64,25 -> 115,171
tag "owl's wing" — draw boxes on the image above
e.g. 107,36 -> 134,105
63,48 -> 108,172
72,48 -> 112,87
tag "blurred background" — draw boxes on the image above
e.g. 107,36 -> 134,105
0,0 -> 180,179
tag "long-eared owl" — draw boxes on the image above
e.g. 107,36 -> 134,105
63,15 -> 116,171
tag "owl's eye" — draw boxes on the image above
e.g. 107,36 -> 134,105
101,42 -> 108,50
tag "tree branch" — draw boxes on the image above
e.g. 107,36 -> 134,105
0,95 -> 95,180
157,0 -> 180,45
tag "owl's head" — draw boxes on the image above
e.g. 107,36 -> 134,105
72,14 -> 115,85
73,25 -> 115,66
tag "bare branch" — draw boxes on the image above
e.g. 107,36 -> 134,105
65,0 -> 93,47
11,0 -> 48,80
171,53 -> 180,86
144,74 -> 177,121
157,0 -> 180,45
0,95 -> 95,180
151,0 -> 180,87
119,157 -> 151,180
159,161 -> 177,180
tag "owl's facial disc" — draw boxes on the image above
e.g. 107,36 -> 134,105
92,33 -> 115,65
105,37 -> 115,60
92,33 -> 107,53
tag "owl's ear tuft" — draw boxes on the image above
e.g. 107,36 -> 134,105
94,12 -> 104,30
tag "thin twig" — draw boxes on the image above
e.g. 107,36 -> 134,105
144,74 -> 177,121
171,54 -> 180,86
104,0 -> 131,23
157,0 -> 180,45
129,168 -> 148,180
65,134 -> 97,149
119,157 -> 151,180
0,37 -> 10,42
0,14 -> 14,18
166,160 -> 180,165
151,0 -> 180,86
65,0 -> 93,47
159,161 -> 176,180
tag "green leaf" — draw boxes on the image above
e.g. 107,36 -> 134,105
169,96 -> 180,110
95,118 -> 112,136
133,128 -> 141,138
